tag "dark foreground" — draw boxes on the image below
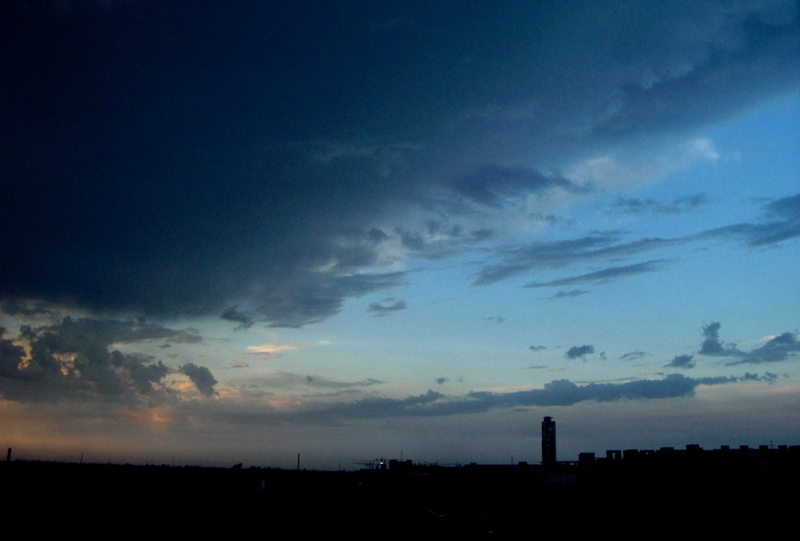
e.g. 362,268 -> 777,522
3,445 -> 798,536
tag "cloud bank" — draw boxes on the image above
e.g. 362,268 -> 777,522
0,317 -> 215,403
1,1 -> 798,327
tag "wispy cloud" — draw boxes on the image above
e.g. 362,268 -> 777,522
474,235 -> 679,286
698,194 -> 800,247
609,193 -> 708,215
525,260 -> 669,288
248,372 -> 383,391
551,290 -> 590,299
664,354 -> 695,369
366,299 -> 408,317
474,193 -> 799,290
620,351 -> 648,361
248,341 -> 327,360
452,164 -> 589,208
566,345 -> 595,359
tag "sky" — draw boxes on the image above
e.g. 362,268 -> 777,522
1,0 -> 799,469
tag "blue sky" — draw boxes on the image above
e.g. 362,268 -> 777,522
1,1 -> 798,468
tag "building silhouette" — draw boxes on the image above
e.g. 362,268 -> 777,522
541,416 -> 556,464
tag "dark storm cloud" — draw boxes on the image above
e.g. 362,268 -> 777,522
223,272 -> 407,328
220,308 -> 254,330
0,317 -> 209,403
366,299 -> 407,317
0,298 -> 56,318
128,360 -> 170,394
566,345 -> 595,359
585,3 -> 800,138
525,260 -> 668,289
0,328 -> 25,379
665,354 -> 695,369
2,1 -> 799,325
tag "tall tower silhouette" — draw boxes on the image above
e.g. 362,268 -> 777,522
542,416 -> 556,464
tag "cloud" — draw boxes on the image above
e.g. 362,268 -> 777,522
0,328 -> 25,379
165,329 -> 204,344
529,345 -> 547,352
250,372 -> 383,391
664,354 -> 695,369
566,345 -> 595,359
699,193 -> 800,247
620,351 -> 648,361
699,322 -> 727,355
474,236 -> 679,286
552,290 -> 590,299
609,193 -> 708,215
210,370 -> 776,426
180,364 -> 218,397
129,360 -> 169,394
283,374 -> 752,422
305,375 -> 384,389
460,375 -> 737,410
302,389 -> 447,420
741,372 -> 779,383
247,342 -> 303,360
2,2 -> 797,327
525,260 -> 668,289
726,332 -> 800,365
697,322 -> 800,365
452,164 -> 588,208
0,298 -> 56,318
220,308 -> 255,330
697,321 -> 746,358
0,317 -> 211,404
366,299 -> 408,317
435,377 -> 448,385
472,191 -> 798,290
